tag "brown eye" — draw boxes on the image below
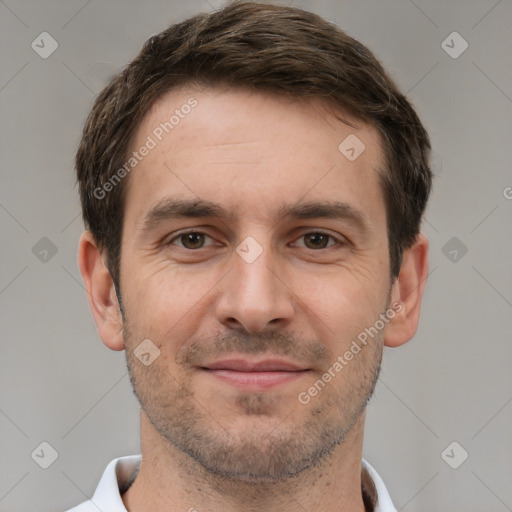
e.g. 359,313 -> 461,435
293,231 -> 343,250
169,232 -> 213,249
302,233 -> 332,249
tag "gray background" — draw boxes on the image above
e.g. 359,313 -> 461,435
1,0 -> 511,510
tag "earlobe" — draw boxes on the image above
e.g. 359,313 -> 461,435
77,230 -> 125,351
384,234 -> 429,348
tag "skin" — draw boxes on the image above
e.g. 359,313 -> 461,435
78,85 -> 429,512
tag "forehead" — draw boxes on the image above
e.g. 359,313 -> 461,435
123,85 -> 386,229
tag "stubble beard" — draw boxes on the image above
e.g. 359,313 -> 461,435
123,316 -> 384,484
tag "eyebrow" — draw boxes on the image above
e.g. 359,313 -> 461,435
139,197 -> 372,235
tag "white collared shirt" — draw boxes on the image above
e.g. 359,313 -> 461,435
65,455 -> 397,512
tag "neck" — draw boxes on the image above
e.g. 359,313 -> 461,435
122,411 -> 369,512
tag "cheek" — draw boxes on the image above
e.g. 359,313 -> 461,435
291,265 -> 388,346
122,260 -> 225,343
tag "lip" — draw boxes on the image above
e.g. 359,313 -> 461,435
200,358 -> 309,390
203,358 -> 305,372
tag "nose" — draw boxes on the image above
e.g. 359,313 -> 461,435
214,243 -> 295,333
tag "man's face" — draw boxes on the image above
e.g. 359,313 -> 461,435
119,86 -> 392,481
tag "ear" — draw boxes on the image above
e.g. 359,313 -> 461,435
77,230 -> 125,351
384,234 -> 429,348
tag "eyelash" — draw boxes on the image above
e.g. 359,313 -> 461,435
166,230 -> 346,251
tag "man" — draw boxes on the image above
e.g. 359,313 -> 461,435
70,1 -> 431,511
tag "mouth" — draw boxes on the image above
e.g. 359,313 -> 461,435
199,358 -> 310,390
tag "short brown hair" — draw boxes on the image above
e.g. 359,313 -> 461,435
76,0 -> 432,293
